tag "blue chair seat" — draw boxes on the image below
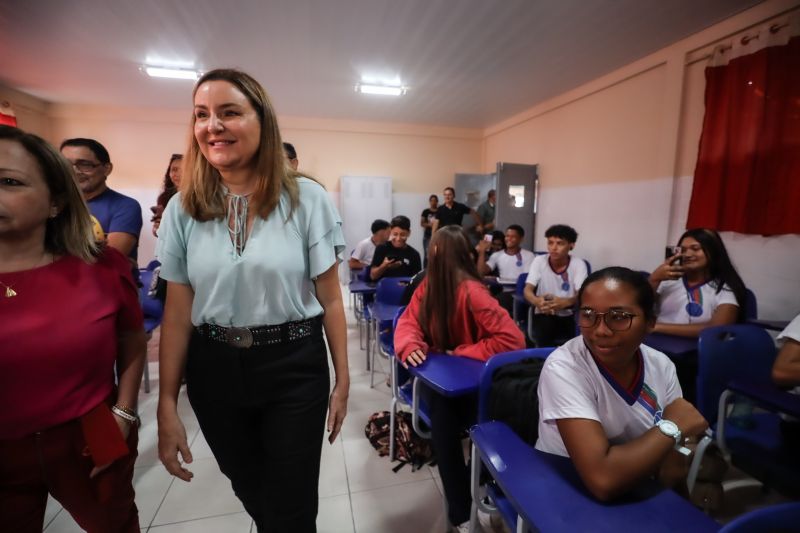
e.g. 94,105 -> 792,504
143,317 -> 160,334
719,502 -> 800,532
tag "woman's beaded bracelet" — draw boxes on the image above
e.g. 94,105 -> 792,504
111,405 -> 140,427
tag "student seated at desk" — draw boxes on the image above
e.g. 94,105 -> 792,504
536,267 -> 708,501
477,224 -> 534,281
370,215 -> 421,280
772,313 -> 800,446
649,228 -> 747,338
348,218 -> 390,270
524,224 -> 587,346
394,225 -> 525,532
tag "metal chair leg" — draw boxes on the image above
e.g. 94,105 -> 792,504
389,397 -> 397,461
143,357 -> 151,393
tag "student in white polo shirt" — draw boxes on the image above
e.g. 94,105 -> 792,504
477,224 -> 534,281
649,228 -> 747,337
773,313 -> 800,447
536,267 -> 708,501
524,224 -> 587,347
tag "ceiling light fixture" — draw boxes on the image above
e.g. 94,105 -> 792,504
143,66 -> 200,80
355,83 -> 407,96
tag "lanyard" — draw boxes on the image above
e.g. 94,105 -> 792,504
549,257 -> 571,291
683,278 -> 705,317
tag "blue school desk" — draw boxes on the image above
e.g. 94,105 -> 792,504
407,352 -> 485,397
470,421 -> 720,533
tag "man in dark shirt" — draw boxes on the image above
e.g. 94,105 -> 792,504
370,215 -> 422,280
431,186 -> 480,233
476,189 -> 496,235
420,194 -> 438,265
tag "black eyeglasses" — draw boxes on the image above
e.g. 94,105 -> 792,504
70,160 -> 102,172
578,308 -> 637,331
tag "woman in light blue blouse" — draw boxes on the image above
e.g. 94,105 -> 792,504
156,69 -> 349,533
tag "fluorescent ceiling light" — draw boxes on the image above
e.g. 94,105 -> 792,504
355,83 -> 407,96
144,66 -> 199,80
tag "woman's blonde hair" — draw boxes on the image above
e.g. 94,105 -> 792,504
182,68 -> 301,221
0,126 -> 98,262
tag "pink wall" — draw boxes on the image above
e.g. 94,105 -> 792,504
480,0 -> 800,319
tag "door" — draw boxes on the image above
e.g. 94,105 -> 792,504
495,163 -> 539,251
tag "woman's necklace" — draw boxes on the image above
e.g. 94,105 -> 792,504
0,252 -> 53,298
0,281 -> 17,298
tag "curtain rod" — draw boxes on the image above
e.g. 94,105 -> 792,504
687,21 -> 791,65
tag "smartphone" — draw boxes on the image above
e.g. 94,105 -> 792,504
483,234 -> 493,243
665,245 -> 682,265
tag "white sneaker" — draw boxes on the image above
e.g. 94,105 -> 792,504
478,508 -> 504,532
454,521 -> 470,533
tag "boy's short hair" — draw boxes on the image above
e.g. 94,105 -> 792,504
390,215 -> 411,231
545,224 -> 578,243
507,224 -> 525,237
282,142 -> 297,160
371,219 -> 390,234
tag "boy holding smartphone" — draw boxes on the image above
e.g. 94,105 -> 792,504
370,215 -> 422,280
524,224 -> 588,347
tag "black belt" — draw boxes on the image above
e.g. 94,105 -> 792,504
196,316 -> 321,349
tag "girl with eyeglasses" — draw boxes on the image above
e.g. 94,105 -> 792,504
394,225 -> 525,532
536,267 -> 708,501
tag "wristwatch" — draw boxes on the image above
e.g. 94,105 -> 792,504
656,419 -> 691,456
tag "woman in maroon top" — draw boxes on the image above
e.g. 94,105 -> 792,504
394,225 -> 524,532
0,126 -> 146,532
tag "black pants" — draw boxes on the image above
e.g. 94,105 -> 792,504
420,384 -> 477,526
186,325 -> 330,533
529,314 -> 575,347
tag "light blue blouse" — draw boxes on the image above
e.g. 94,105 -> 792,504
157,178 -> 345,327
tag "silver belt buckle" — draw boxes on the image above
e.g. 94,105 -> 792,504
226,327 -> 254,348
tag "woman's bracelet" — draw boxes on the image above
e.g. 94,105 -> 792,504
111,405 -> 140,427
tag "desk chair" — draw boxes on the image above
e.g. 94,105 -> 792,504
387,306 -> 432,462
718,501 -> 800,532
511,273 -> 529,327
139,269 -> 164,394
369,277 -> 411,387
690,324 -> 800,497
469,348 -> 555,532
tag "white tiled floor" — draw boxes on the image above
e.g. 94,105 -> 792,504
43,289 -> 446,533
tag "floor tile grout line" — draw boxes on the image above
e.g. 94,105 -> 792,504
347,474 -> 437,496
147,509 -> 251,529
42,506 -> 63,531
340,429 -> 358,533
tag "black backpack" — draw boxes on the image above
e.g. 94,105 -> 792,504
364,411 -> 435,472
487,357 -> 546,445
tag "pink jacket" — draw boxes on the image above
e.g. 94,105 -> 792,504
394,278 -> 525,362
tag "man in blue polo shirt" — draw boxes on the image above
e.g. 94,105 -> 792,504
60,138 -> 142,273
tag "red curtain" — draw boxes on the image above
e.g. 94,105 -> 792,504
687,35 -> 800,235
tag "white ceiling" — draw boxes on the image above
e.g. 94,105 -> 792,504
1,0 -> 762,128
